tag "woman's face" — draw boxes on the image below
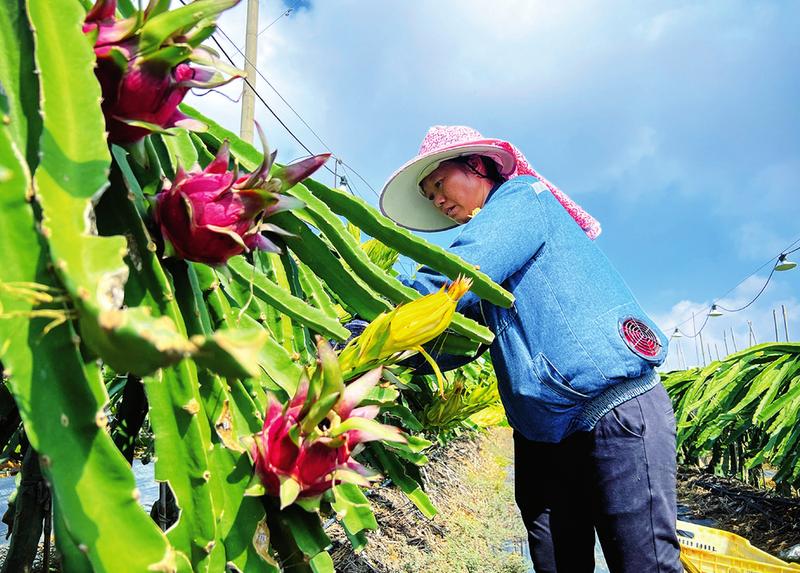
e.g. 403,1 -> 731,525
419,158 -> 492,224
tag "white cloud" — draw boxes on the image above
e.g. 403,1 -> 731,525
750,160 -> 800,211
605,126 -> 658,179
185,1 -> 797,202
653,275 -> 800,371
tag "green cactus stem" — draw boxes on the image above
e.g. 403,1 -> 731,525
0,116 -> 177,573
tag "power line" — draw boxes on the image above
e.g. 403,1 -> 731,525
716,265 -> 777,313
256,8 -> 292,39
668,233 -> 800,339
177,0 -> 326,169
208,40 -> 307,156
213,23 -> 381,200
213,25 -> 333,154
200,15 -> 412,276
339,159 -> 380,198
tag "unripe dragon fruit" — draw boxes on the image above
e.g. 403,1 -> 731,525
83,0 -> 242,143
155,126 -> 330,265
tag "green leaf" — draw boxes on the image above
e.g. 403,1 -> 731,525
331,483 -> 378,536
193,327 -> 268,379
266,502 -> 332,573
0,0 -> 41,170
138,0 -> 238,55
295,259 -> 339,319
29,0 -> 201,378
371,443 -> 438,519
329,416 -> 405,443
227,256 -> 349,341
159,129 -> 199,169
279,476 -> 301,509
305,179 -> 514,308
309,550 -> 335,573
272,211 -> 393,320
291,180 -> 495,346
300,392 -> 340,434
202,264 -> 302,395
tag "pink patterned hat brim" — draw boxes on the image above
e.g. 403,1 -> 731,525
379,126 -> 601,238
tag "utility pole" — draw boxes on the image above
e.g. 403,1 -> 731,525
730,328 -> 737,352
773,308 -> 779,342
699,330 -> 707,366
782,304 -> 790,341
723,331 -> 729,355
239,0 -> 260,143
692,312 -> 700,367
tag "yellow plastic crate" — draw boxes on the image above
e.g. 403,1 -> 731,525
677,520 -> 800,573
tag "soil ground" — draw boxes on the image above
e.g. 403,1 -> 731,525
676,467 -> 800,559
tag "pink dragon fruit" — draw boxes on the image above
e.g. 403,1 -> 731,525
252,340 -> 406,508
83,0 -> 241,143
155,127 -> 330,265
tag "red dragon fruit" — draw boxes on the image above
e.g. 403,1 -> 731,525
155,126 -> 330,265
252,339 -> 406,508
83,0 -> 242,143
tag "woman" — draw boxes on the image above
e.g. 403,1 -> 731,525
380,125 -> 682,573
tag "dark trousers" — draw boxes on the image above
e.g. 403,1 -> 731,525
513,384 -> 682,573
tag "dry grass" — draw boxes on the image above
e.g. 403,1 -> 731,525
330,427 -> 529,573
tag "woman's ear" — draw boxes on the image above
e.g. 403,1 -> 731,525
467,154 -> 488,176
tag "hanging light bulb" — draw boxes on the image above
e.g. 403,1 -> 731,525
709,304 -> 723,317
671,328 -> 683,338
775,254 -> 797,272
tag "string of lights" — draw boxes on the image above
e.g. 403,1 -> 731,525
669,235 -> 800,339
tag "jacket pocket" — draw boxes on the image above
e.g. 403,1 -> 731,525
506,352 -> 588,442
532,352 -> 589,403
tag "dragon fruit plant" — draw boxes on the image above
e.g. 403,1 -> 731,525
0,0 -> 512,569
83,0 -> 243,143
155,124 -> 330,265
252,338 -> 406,509
250,281 -> 475,510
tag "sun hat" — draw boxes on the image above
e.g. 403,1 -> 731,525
380,125 -> 602,239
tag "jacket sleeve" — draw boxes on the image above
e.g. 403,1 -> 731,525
401,178 -> 548,315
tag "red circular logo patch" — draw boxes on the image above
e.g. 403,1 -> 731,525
619,317 -> 662,359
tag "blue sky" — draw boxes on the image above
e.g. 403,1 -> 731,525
187,0 -> 800,370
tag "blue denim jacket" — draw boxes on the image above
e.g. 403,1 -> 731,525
402,175 -> 667,443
